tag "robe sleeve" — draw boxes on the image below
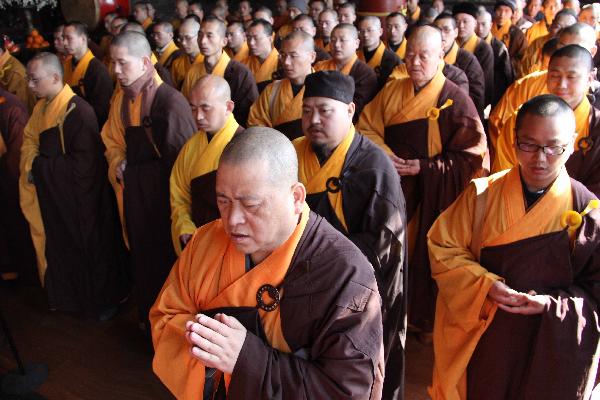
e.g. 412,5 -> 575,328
169,138 -> 197,254
492,111 -> 518,173
2,100 -> 28,179
356,86 -> 395,156
83,60 -> 114,126
100,93 -> 126,187
352,63 -> 378,120
427,182 -> 501,400
227,62 -> 259,127
247,82 -> 274,128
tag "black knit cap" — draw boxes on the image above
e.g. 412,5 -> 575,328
303,70 -> 355,104
452,2 -> 479,19
495,0 -> 516,12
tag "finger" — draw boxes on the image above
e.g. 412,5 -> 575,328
190,344 -> 221,369
189,322 -> 228,347
216,313 -> 245,330
189,331 -> 224,355
527,290 -> 537,296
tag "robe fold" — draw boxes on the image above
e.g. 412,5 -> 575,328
156,41 -> 182,71
357,68 -> 488,331
171,53 -> 204,89
0,51 -> 36,112
444,43 -> 486,119
486,35 -> 515,106
492,23 -> 527,76
518,33 -> 550,78
387,38 -> 407,60
225,41 -> 250,64
247,78 -> 305,140
525,18 -> 550,45
460,35 -> 495,108
0,88 -> 36,283
150,209 -> 384,400
20,84 -> 129,316
63,50 -> 114,126
357,42 -> 402,90
243,48 -> 280,93
428,167 -> 600,400
170,114 -> 242,254
101,75 -> 196,323
314,56 -> 378,120
181,52 -> 258,127
294,130 -> 408,400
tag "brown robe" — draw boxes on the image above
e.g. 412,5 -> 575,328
565,106 -> 600,198
304,133 -> 407,400
154,63 -> 175,88
471,39 -> 495,108
468,179 -> 600,399
489,36 -> 515,106
384,80 -> 488,331
362,46 -> 402,91
507,25 -> 528,76
228,212 -> 385,399
223,61 -> 259,127
453,49 -> 486,120
160,48 -> 183,73
123,84 -> 196,324
0,89 -> 37,283
349,60 -> 378,121
31,95 -> 129,317
442,64 -> 470,95
70,57 -> 114,126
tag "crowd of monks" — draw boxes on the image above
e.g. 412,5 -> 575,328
0,0 -> 600,398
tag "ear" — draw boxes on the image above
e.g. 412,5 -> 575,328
309,50 -> 317,64
225,99 -> 235,113
221,36 -> 228,48
347,101 -> 356,119
291,182 -> 307,214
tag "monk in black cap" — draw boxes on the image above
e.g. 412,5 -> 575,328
293,70 -> 408,400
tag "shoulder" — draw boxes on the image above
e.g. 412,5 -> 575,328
351,60 -> 376,78
382,47 -> 401,64
226,60 -> 252,74
154,83 -> 189,108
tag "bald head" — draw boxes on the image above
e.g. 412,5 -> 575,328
122,22 -> 146,34
220,127 -> 298,187
27,52 -> 64,99
557,22 -> 597,56
408,24 -> 444,51
331,23 -> 359,39
191,74 -> 231,102
29,51 -> 64,81
550,43 -> 594,73
189,75 -> 234,133
283,30 -> 315,52
180,17 -> 201,35
111,31 -> 152,57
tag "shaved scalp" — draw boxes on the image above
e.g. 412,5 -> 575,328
202,15 -> 227,37
249,19 -> 274,36
434,12 -> 456,28
293,13 -> 316,27
228,21 -> 245,33
283,30 -> 315,52
542,37 -> 559,57
550,44 -> 594,72
554,8 -> 577,21
180,17 -> 201,33
332,23 -> 358,38
64,21 -> 89,38
559,22 -> 597,49
408,24 -> 443,49
387,12 -> 407,24
338,2 -> 356,11
154,21 -> 174,33
111,31 -> 152,57
220,127 -> 298,187
360,15 -> 382,28
122,22 -> 146,34
516,94 -> 574,132
320,8 -> 339,21
477,9 -> 492,22
29,52 -> 64,80
191,74 -> 232,102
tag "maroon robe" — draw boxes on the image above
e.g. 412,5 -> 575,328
223,61 -> 259,127
70,57 -> 114,127
454,49 -> 486,120
565,106 -> 600,198
468,178 -> 600,399
348,59 -> 378,122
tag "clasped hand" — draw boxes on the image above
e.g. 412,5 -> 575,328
488,281 -> 551,315
389,154 -> 420,176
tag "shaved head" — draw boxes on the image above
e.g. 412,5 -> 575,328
122,22 -> 146,34
191,74 -> 231,102
111,31 -> 152,57
550,43 -> 594,72
408,24 -> 444,50
405,25 -> 444,88
220,127 -> 298,187
331,23 -> 359,39
180,17 -> 201,34
360,15 -> 382,28
557,22 -> 598,56
202,15 -> 227,38
29,51 -> 64,80
283,30 -> 315,52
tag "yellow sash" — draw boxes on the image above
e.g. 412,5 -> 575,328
357,41 -> 386,69
526,19 -> 549,44
142,17 -> 153,30
315,38 -> 331,53
387,64 -> 451,157
64,49 -> 94,96
395,38 -> 407,60
226,41 -> 249,63
573,96 -> 591,151
314,53 -> 358,75
193,114 -> 238,178
492,21 -> 511,49
0,49 -> 11,78
272,79 -> 305,126
181,51 -> 231,97
461,34 -> 479,54
158,41 -> 179,66
294,126 -> 355,231
484,33 -> 493,45
444,42 -> 459,65
409,6 -> 421,21
246,48 -> 279,83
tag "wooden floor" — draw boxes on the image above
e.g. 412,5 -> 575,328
0,281 -> 434,400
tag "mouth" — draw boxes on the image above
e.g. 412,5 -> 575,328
230,233 -> 250,243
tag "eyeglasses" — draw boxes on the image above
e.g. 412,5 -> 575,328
516,138 -> 568,156
26,75 -> 51,85
179,34 -> 198,42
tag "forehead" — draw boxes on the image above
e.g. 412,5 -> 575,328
202,21 -> 222,32
319,12 -> 336,21
455,13 -> 475,22
435,18 -> 455,28
217,160 -> 271,192
359,19 -> 377,29
332,27 -> 354,37
27,60 -> 44,75
303,96 -> 344,108
282,38 -> 306,51
248,24 -> 265,35
63,26 -> 80,35
179,24 -> 198,35
518,113 -> 575,140
549,55 -> 588,71
189,87 -> 218,104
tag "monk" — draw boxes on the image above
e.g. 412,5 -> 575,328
182,16 -> 258,126
133,1 -> 153,30
489,23 -> 598,151
171,76 -> 243,255
151,126 -> 384,400
225,22 -> 250,64
337,2 -> 357,25
0,44 -> 36,112
476,9 -> 514,105
519,8 -> 577,77
357,25 -> 488,335
316,8 -> 338,53
314,23 -> 377,120
0,88 -> 36,284
248,30 -> 314,140
309,0 -> 326,24
243,19 -> 280,92
453,2 -> 495,108
172,0 -> 189,32
357,16 -> 402,90
171,18 -> 204,89
495,45 -> 600,197
428,94 -> 600,400
525,0 -> 562,44
406,0 -> 421,25
151,21 -> 182,73
492,0 -> 528,75
102,31 -> 196,327
435,13 -> 486,118
62,21 -> 113,126
385,12 -> 408,60
295,70 -> 407,400
291,14 -> 331,63
19,52 -> 129,319
52,24 -> 70,63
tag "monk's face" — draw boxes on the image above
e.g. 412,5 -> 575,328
152,25 -> 173,49
527,0 -> 542,17
476,14 -> 492,38
543,0 -> 562,23
26,60 -> 60,99
302,96 -> 355,151
557,32 -> 597,57
188,85 -> 232,133
549,14 -> 576,37
516,113 -> 575,191
494,5 -> 513,26
254,11 -> 273,25
179,23 -> 200,56
456,13 -> 477,42
199,21 -> 227,57
239,1 -> 252,17
358,20 -> 383,52
53,28 -> 65,54
405,34 -> 444,88
133,4 -> 149,24
579,8 -> 600,29
110,45 -> 148,87
216,159 -> 304,262
111,18 -> 127,36
226,25 -> 245,49
176,1 -> 189,19
330,27 -> 360,64
292,19 -> 317,37
62,26 -> 87,59
318,11 -> 338,38
434,18 -> 458,53
546,56 -> 593,109
310,1 -> 325,23
338,7 -> 356,24
247,24 -> 272,59
280,38 -> 315,81
386,16 -> 407,46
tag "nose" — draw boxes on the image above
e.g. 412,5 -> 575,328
228,203 -> 245,227
310,109 -> 320,125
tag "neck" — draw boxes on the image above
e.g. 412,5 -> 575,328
230,44 -> 242,54
188,51 -> 199,61
457,34 -> 473,46
390,37 -> 403,46
335,56 -> 352,69
250,220 -> 297,265
74,47 -> 87,61
45,85 -> 63,103
289,73 -> 308,86
413,76 -> 434,92
258,48 -> 272,63
365,41 -> 380,53
205,50 -> 222,70
159,41 -> 173,52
